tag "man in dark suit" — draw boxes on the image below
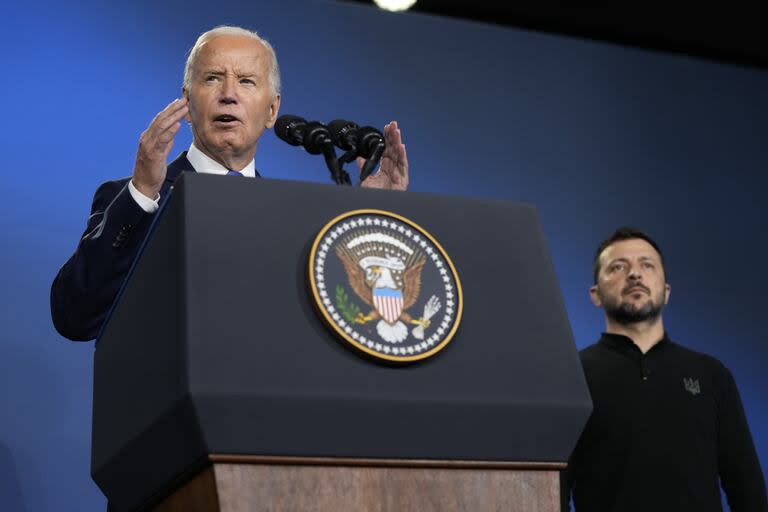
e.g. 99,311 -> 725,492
51,25 -> 409,341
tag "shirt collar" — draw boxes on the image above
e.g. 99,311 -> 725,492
187,142 -> 257,178
599,331 -> 670,358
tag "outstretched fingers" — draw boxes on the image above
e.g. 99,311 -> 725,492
149,98 -> 188,145
133,98 -> 189,198
358,121 -> 409,191
382,121 -> 408,189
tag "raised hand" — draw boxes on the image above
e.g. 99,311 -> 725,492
132,98 -> 189,199
360,121 -> 409,191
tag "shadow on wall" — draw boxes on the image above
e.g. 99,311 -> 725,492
0,442 -> 27,511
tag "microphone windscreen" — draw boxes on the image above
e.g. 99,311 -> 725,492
274,114 -> 307,146
356,126 -> 384,158
302,121 -> 332,155
328,119 -> 359,150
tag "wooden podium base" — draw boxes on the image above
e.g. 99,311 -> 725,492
152,456 -> 563,512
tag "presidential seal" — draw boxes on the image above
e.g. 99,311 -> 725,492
309,209 -> 463,363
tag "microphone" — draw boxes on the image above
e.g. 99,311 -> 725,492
301,121 -> 334,155
328,119 -> 360,151
274,114 -> 307,146
355,126 -> 385,160
275,114 -> 351,185
275,115 -> 334,154
354,126 -> 385,181
328,121 -> 385,160
328,121 -> 385,180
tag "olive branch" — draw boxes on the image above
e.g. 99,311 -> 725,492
336,284 -> 362,323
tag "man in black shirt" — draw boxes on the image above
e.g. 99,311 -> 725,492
566,227 -> 767,511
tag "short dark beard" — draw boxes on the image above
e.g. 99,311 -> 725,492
599,289 -> 665,326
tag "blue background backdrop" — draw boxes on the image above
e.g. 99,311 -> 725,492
2,0 -> 766,510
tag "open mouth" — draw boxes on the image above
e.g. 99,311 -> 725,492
214,114 -> 240,124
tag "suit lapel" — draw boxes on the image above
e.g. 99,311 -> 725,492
165,151 -> 195,183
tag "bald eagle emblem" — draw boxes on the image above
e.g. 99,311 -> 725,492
309,209 -> 463,363
337,232 -> 435,343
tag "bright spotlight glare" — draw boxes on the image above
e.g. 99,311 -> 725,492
373,0 -> 418,12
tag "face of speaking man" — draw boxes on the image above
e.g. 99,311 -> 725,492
589,238 -> 671,325
182,35 -> 281,170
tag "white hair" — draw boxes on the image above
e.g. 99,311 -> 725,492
183,25 -> 281,97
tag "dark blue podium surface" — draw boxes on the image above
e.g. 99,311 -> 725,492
92,173 -> 591,511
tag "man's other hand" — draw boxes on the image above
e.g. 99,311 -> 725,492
132,98 -> 189,199
360,121 -> 409,191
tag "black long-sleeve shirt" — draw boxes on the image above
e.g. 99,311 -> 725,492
566,333 -> 767,512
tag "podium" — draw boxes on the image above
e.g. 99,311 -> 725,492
92,173 -> 591,511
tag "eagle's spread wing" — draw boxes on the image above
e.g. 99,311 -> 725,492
403,257 -> 427,309
336,248 -> 372,306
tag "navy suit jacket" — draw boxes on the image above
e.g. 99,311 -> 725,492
51,153 -> 197,341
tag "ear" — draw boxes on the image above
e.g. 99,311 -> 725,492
663,283 -> 671,304
181,87 -> 192,123
265,93 -> 281,129
589,285 -> 602,307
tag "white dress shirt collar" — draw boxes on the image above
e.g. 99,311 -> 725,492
187,142 -> 256,178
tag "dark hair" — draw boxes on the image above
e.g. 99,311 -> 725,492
593,227 -> 664,283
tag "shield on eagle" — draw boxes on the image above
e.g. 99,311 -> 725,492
372,288 -> 404,324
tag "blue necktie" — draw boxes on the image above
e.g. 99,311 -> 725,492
226,170 -> 243,177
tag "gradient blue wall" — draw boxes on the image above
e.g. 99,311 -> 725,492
2,0 -> 766,510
